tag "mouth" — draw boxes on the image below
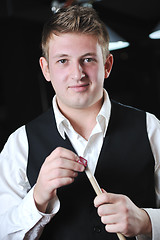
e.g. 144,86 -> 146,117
69,83 -> 89,92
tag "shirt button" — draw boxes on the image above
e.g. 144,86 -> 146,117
93,226 -> 102,233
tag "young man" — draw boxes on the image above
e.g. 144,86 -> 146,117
0,5 -> 160,240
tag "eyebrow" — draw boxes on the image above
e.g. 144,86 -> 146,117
52,54 -> 69,59
81,53 -> 97,58
52,52 -> 97,59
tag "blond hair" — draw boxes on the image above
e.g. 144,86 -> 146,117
41,5 -> 110,62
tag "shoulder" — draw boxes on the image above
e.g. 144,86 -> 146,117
26,107 -> 54,130
0,125 -> 28,174
111,100 -> 144,114
110,100 -> 146,128
1,126 -> 28,155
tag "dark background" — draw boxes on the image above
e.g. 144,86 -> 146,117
0,0 -> 160,150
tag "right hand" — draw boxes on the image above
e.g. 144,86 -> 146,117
33,147 -> 85,213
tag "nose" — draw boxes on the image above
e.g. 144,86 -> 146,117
70,62 -> 85,80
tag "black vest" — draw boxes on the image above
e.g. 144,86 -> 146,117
26,100 -> 156,240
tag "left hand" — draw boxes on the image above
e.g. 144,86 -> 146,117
94,189 -> 152,237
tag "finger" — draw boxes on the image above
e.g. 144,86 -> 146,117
45,168 -> 78,180
97,203 -> 117,217
94,192 -> 112,207
38,158 -> 83,187
94,192 -> 123,208
101,188 -> 107,193
47,176 -> 76,190
51,157 -> 85,172
48,147 -> 79,162
42,147 -> 85,175
46,147 -> 84,172
105,221 -> 127,236
101,214 -> 118,225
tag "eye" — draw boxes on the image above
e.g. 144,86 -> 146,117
83,58 -> 93,63
83,57 -> 96,64
58,59 -> 67,64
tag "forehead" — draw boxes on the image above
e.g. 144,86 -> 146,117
48,32 -> 103,57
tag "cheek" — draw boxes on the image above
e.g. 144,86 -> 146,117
86,65 -> 98,78
91,65 -> 105,83
50,71 -> 66,91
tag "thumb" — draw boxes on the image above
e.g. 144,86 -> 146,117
101,188 -> 107,193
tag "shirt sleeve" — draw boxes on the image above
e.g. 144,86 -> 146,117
137,113 -> 160,240
0,126 -> 60,240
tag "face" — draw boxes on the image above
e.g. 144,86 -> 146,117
40,33 -> 113,113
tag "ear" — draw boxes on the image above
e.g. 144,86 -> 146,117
104,54 -> 113,79
39,57 -> 51,82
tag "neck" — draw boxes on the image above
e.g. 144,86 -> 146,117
58,98 -> 103,140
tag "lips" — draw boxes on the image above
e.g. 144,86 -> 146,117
69,83 -> 89,92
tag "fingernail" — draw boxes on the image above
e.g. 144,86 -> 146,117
75,155 -> 80,162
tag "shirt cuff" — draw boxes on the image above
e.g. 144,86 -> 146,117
27,186 -> 60,224
14,186 -> 60,233
136,208 -> 160,240
144,208 -> 160,240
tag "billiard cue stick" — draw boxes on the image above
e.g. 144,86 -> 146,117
85,166 -> 126,240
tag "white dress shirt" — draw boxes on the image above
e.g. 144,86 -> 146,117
0,90 -> 160,240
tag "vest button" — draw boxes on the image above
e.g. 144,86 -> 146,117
93,226 -> 102,233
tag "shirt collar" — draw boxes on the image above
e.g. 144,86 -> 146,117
96,89 -> 111,137
52,97 -> 69,139
52,89 -> 111,139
